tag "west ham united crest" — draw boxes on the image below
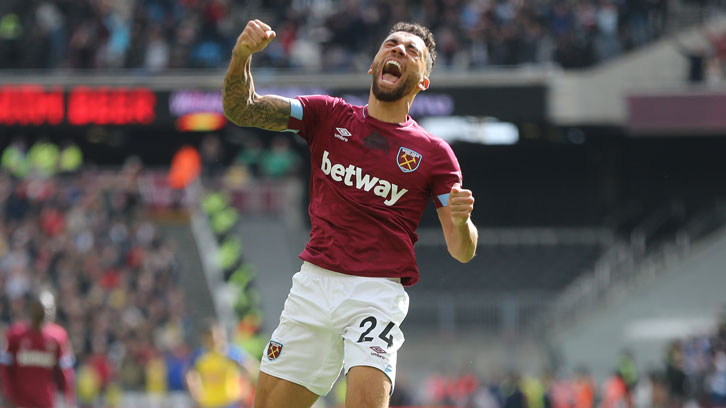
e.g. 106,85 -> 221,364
397,147 -> 422,173
267,340 -> 283,361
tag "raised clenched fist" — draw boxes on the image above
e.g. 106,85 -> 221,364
234,19 -> 276,57
448,183 -> 475,227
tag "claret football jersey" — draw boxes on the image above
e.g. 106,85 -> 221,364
1,322 -> 75,408
286,95 -> 462,286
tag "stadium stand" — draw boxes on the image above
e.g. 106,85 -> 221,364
0,162 -> 200,404
0,0 -> 698,71
2,0 -> 726,407
414,242 -> 604,292
3,123 -> 726,408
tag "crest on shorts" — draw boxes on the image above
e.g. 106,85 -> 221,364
397,147 -> 422,173
267,340 -> 283,361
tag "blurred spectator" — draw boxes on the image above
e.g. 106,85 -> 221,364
164,344 -> 191,392
0,291 -> 76,408
709,348 -> 726,407
260,135 -> 300,180
546,371 -> 575,408
471,380 -> 502,408
168,145 -> 202,189
59,141 -> 84,174
502,373 -> 528,408
665,340 -> 687,406
235,135 -> 265,179
644,371 -> 669,408
144,27 -> 170,72
89,337 -> 114,394
77,357 -> 103,408
0,13 -> 23,69
145,352 -> 167,397
573,366 -> 596,408
600,371 -> 628,408
27,138 -> 60,179
389,373 -> 416,407
200,133 -> 224,177
593,0 -> 622,62
617,349 -> 639,393
521,374 -> 547,408
185,320 -> 256,408
423,372 -> 481,407
702,27 -> 726,84
1,138 -> 28,179
672,35 -> 709,83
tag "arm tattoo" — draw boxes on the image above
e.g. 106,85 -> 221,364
223,54 -> 290,131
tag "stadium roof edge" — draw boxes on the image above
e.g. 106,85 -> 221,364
0,66 -> 557,90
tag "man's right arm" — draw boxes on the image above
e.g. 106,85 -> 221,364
55,331 -> 76,408
223,20 -> 291,131
0,331 -> 17,408
185,369 -> 203,403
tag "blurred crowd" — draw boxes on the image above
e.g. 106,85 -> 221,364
0,0 -> 683,72
398,310 -> 726,408
0,135 -> 300,405
675,26 -> 726,86
197,133 -> 301,184
2,135 -> 725,407
0,158 -> 193,406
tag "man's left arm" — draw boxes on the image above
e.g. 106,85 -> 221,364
55,333 -> 76,408
436,183 -> 478,263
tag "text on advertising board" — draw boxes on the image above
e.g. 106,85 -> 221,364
0,85 -> 156,126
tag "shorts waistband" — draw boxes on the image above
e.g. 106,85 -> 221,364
301,261 -> 401,283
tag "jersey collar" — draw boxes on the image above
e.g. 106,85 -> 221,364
362,105 -> 415,128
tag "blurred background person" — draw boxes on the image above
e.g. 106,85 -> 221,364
0,291 -> 76,408
186,320 -> 257,408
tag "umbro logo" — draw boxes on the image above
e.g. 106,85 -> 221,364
334,127 -> 351,142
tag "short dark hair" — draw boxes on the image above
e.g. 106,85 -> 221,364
389,22 -> 437,75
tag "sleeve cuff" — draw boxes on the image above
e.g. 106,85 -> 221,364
437,193 -> 450,207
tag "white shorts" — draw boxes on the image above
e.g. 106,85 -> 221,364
260,261 -> 409,396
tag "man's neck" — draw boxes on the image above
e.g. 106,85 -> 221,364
366,90 -> 415,124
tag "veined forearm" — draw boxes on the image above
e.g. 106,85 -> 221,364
448,220 -> 478,263
224,20 -> 289,131
223,52 -> 255,125
222,51 -> 291,131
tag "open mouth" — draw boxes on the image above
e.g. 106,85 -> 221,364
380,59 -> 403,85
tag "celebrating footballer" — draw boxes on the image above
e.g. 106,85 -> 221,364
223,18 -> 478,408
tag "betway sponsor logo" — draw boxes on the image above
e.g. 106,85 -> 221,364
17,350 -> 55,368
321,150 -> 407,206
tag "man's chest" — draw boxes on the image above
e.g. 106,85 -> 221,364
15,333 -> 57,368
313,120 -> 431,191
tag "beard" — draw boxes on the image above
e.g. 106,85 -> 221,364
371,66 -> 420,102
